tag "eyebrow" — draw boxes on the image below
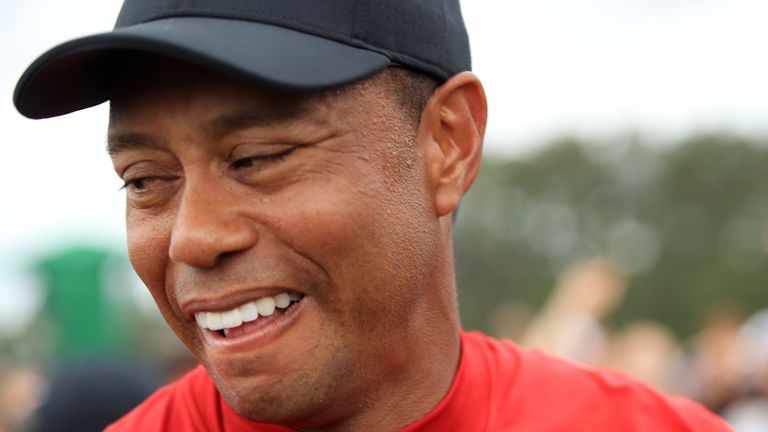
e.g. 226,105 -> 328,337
107,98 -> 314,156
107,131 -> 164,157
202,104 -> 309,139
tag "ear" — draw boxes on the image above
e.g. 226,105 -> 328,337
418,72 -> 487,218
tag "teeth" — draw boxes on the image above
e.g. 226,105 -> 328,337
274,293 -> 291,308
220,309 -> 242,328
206,312 -> 224,331
239,302 -> 259,322
256,297 -> 276,316
194,292 -> 301,332
195,312 -> 207,328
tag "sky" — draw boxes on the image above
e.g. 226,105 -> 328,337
465,0 -> 768,144
1,0 -> 767,329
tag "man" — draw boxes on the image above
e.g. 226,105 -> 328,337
14,1 -> 732,431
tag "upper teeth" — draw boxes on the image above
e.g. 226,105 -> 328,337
195,292 -> 300,331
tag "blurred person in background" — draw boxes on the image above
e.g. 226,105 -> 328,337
686,307 -> 750,413
600,321 -> 681,395
0,365 -> 44,432
2,246 -> 178,431
486,301 -> 534,343
720,309 -> 768,431
522,257 -> 627,364
13,0 -> 733,430
26,359 -> 163,432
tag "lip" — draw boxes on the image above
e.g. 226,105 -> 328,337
198,296 -> 306,354
179,287 -> 303,319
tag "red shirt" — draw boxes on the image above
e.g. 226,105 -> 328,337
107,331 -> 733,431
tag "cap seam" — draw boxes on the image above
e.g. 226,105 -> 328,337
351,0 -> 365,41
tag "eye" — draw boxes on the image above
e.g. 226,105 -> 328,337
119,175 -> 176,194
120,177 -> 149,191
232,146 -> 297,170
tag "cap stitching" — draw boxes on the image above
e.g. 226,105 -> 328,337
351,0 -> 364,41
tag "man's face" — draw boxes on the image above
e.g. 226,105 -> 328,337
108,63 -> 443,426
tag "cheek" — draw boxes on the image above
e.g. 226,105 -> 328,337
272,157 -> 436,321
126,212 -> 174,313
126,212 -> 198,349
276,185 -> 377,281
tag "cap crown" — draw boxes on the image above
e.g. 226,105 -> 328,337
115,0 -> 471,80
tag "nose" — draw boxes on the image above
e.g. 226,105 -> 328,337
168,177 -> 259,268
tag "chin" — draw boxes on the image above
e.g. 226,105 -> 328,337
215,371 -> 307,422
222,383 -> 290,421
218,365 -> 354,429
224,391 -> 333,430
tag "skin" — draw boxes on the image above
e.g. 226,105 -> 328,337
108,59 -> 486,431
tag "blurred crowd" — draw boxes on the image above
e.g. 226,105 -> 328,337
490,258 -> 768,432
0,247 -> 197,432
0,251 -> 766,431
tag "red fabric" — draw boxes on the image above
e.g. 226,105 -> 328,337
107,331 -> 733,431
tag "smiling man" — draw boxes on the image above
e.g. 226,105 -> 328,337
102,53 -> 470,431
14,1 -> 733,431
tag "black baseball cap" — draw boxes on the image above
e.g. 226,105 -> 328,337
14,0 -> 471,119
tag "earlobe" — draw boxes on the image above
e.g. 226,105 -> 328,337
419,72 -> 487,218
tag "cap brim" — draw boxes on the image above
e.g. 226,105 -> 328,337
14,17 -> 392,119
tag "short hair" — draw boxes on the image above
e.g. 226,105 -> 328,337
375,68 -> 461,222
380,67 -> 440,127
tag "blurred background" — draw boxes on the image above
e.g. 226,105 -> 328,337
1,0 -> 767,430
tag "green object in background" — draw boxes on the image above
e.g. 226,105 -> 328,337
37,246 -> 126,360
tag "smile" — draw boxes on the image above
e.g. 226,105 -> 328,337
195,291 -> 303,337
